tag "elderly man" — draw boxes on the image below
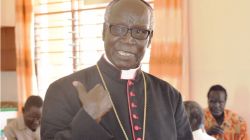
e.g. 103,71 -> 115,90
184,100 -> 216,140
204,84 -> 248,140
41,0 -> 193,140
4,95 -> 43,140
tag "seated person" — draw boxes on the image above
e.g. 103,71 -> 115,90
4,95 -> 43,140
204,84 -> 248,140
184,100 -> 216,140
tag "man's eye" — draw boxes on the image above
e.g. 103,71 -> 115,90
209,100 -> 216,103
114,26 -> 127,33
135,29 -> 143,33
134,29 -> 148,34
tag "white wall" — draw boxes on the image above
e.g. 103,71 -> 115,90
0,72 -> 18,102
1,0 -> 17,102
189,0 -> 250,135
1,0 -> 15,26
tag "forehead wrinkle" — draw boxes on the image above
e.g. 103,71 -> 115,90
109,10 -> 151,29
126,15 -> 148,27
127,15 -> 135,25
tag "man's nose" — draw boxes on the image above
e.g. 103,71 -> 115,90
214,102 -> 220,107
33,119 -> 40,125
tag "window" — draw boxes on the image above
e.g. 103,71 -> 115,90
34,0 -> 153,97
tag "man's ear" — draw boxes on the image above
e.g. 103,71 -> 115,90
22,107 -> 25,113
102,23 -> 106,41
147,31 -> 153,47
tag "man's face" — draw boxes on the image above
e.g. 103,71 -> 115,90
208,90 -> 226,117
23,106 -> 42,131
103,1 -> 152,70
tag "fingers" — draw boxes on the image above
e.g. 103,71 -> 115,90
103,94 -> 112,109
214,126 -> 224,134
99,93 -> 112,112
72,81 -> 87,100
89,84 -> 112,111
88,84 -> 106,96
77,83 -> 111,122
88,84 -> 108,101
208,125 -> 224,135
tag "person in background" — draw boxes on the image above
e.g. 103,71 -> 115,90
204,84 -> 248,140
184,100 -> 216,140
4,95 -> 43,140
41,0 -> 193,139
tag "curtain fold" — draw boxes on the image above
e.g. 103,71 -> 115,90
150,0 -> 190,99
15,0 -> 36,113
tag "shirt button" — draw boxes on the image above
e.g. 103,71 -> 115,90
134,125 -> 141,131
128,80 -> 134,86
131,102 -> 137,108
132,114 -> 139,119
129,91 -> 135,97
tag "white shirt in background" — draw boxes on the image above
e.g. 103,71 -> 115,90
192,129 -> 217,140
3,115 -> 40,140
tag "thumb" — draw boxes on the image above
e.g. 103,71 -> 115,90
72,81 -> 87,99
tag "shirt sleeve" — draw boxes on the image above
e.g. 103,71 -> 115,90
239,118 -> 248,140
41,81 -> 113,140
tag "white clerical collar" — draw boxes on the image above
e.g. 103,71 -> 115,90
104,54 -> 140,80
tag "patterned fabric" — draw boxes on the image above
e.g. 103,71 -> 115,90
204,108 -> 248,140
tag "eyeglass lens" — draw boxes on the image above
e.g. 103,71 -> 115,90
109,25 -> 150,40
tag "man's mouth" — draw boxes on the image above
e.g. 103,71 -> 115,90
212,109 -> 222,114
118,51 -> 134,57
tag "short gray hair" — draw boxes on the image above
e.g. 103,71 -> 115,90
184,101 -> 204,130
104,0 -> 154,29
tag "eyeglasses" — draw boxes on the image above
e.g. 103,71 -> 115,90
106,23 -> 152,40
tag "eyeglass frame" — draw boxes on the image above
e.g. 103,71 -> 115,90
105,23 -> 153,40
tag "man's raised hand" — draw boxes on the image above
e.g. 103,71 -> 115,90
72,81 -> 112,123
